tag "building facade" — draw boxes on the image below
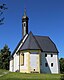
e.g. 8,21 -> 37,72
9,9 -> 60,73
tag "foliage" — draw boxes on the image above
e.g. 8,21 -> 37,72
0,4 -> 7,25
59,58 -> 64,73
0,44 -> 11,70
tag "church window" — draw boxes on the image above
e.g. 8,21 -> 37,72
51,63 -> 53,67
45,63 -> 48,67
21,53 -> 24,66
24,26 -> 26,35
51,54 -> 53,57
24,23 -> 26,27
34,69 -> 35,71
45,54 -> 47,57
22,54 -> 24,65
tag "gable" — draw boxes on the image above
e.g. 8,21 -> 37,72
12,34 -> 28,56
20,32 -> 40,50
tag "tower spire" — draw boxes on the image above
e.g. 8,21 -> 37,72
24,8 -> 26,16
22,9 -> 29,37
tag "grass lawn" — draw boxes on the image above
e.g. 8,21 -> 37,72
0,69 -> 9,75
0,72 -> 64,80
0,69 -> 64,80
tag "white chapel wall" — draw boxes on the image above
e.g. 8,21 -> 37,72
20,52 -> 30,73
40,52 -> 59,73
13,53 -> 19,72
9,59 -> 13,72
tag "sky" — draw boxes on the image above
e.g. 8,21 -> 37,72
0,0 -> 64,58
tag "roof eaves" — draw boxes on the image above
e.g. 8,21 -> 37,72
12,35 -> 27,57
48,37 -> 59,53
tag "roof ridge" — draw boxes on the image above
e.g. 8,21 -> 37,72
29,32 -> 40,49
12,34 -> 28,57
35,35 -> 49,38
20,31 -> 41,50
32,34 -> 40,49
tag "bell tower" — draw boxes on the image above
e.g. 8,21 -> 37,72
22,9 -> 29,37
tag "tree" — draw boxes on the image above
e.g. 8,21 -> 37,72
0,52 -> 2,68
0,44 -> 11,70
59,58 -> 64,73
0,4 -> 7,25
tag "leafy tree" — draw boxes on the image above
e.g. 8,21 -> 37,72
0,44 -> 11,70
59,58 -> 64,73
0,4 -> 7,25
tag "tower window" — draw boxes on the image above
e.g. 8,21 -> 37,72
24,23 -> 26,27
45,63 -> 48,67
45,54 -> 47,57
51,54 -> 53,57
51,63 -> 53,67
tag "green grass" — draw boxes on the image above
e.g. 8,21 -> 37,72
0,69 -> 9,75
0,72 -> 64,80
0,69 -> 64,80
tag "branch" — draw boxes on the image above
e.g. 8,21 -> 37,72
0,4 -> 8,10
0,10 -> 3,16
0,17 -> 5,25
0,4 -> 7,25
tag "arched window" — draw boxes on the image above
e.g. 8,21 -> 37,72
21,53 -> 24,66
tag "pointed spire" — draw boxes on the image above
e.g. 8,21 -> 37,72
22,8 -> 28,19
24,8 -> 26,16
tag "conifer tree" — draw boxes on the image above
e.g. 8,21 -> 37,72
0,44 -> 11,70
60,58 -> 64,73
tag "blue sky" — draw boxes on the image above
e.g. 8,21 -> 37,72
0,0 -> 64,58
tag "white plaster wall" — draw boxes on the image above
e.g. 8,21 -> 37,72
9,35 -> 28,72
30,54 -> 39,72
13,53 -> 19,72
20,52 -> 29,71
40,52 -> 59,73
9,59 -> 13,72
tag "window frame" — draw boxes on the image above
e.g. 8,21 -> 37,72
51,54 -> 53,57
45,63 -> 48,67
45,54 -> 47,57
21,53 -> 24,66
51,63 -> 53,67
